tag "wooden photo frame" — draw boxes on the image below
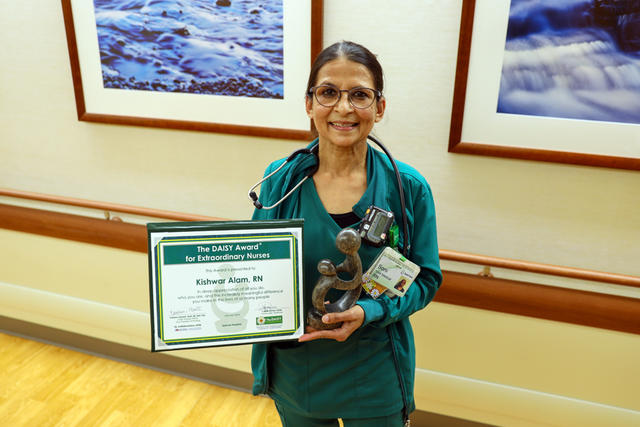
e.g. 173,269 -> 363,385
62,0 -> 323,140
448,0 -> 640,171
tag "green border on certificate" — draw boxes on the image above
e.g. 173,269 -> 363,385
147,220 -> 304,351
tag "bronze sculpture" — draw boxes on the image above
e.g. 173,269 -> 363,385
307,228 -> 363,330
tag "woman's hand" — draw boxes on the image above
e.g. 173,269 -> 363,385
298,305 -> 365,342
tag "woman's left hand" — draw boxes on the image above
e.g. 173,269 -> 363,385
298,305 -> 365,342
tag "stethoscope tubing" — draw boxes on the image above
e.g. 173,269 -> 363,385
248,144 -> 319,210
248,135 -> 409,256
368,135 -> 410,257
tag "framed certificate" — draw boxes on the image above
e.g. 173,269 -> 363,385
148,220 -> 304,351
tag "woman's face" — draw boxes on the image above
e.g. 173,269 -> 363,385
306,58 -> 385,149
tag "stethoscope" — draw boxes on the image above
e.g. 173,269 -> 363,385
248,135 -> 410,256
248,143 -> 319,211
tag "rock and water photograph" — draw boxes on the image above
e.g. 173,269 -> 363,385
93,0 -> 284,99
497,0 -> 640,125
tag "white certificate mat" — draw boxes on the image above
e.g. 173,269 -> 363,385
148,220 -> 304,351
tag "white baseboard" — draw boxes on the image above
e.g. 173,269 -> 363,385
415,369 -> 639,426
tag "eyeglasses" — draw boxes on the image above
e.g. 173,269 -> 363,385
308,85 -> 381,109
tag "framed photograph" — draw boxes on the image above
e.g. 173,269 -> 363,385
449,0 -> 640,170
61,0 -> 323,140
148,220 -> 304,351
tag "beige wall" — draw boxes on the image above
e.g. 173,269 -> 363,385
1,1 -> 638,276
1,1 -> 639,425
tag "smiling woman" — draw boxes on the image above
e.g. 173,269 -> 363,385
250,40 -> 442,427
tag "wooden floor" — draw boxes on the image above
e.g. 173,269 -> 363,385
0,332 -> 282,426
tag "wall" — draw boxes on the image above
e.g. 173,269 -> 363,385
1,1 -> 639,426
1,1 -> 638,276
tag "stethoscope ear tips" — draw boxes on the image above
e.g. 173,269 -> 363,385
249,191 -> 263,209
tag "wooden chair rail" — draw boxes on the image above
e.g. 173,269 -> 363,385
439,250 -> 640,288
1,199 -> 639,335
2,187 -> 638,288
0,188 -> 222,222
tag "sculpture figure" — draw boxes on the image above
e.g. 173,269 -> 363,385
307,228 -> 363,330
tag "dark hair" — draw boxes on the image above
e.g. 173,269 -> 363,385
306,41 -> 384,96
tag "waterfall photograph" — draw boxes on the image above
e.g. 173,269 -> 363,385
497,0 -> 640,125
93,0 -> 284,99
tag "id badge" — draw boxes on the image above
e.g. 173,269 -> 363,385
362,247 -> 420,298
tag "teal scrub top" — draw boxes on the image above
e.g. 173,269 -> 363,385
251,140 -> 442,419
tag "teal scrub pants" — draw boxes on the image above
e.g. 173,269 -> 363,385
274,402 -> 405,427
